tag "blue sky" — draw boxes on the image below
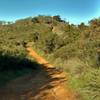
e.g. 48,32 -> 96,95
0,0 -> 100,24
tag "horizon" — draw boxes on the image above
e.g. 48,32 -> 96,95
0,15 -> 100,25
0,0 -> 100,25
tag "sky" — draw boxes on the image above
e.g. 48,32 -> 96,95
0,0 -> 100,24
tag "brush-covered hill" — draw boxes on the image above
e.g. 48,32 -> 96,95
0,15 -> 100,100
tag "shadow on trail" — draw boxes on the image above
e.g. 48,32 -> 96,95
0,53 -> 39,86
0,53 -> 67,100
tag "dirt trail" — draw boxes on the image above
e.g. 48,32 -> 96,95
0,48 -> 75,100
26,48 -> 75,100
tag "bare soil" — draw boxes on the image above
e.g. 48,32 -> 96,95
0,48 -> 75,100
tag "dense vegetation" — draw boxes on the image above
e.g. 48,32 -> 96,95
0,15 -> 100,99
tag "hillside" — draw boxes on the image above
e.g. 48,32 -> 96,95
0,15 -> 100,100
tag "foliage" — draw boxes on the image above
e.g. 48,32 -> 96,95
0,15 -> 100,99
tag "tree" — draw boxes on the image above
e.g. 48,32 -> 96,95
53,15 -> 62,22
78,22 -> 86,30
32,17 -> 39,23
32,32 -> 39,42
0,21 -> 6,25
89,18 -> 100,28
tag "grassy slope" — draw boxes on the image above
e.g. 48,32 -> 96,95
0,16 -> 100,99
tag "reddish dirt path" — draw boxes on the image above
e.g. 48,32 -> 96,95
0,48 -> 75,100
26,48 -> 75,100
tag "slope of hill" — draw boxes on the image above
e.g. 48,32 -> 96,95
0,15 -> 100,100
